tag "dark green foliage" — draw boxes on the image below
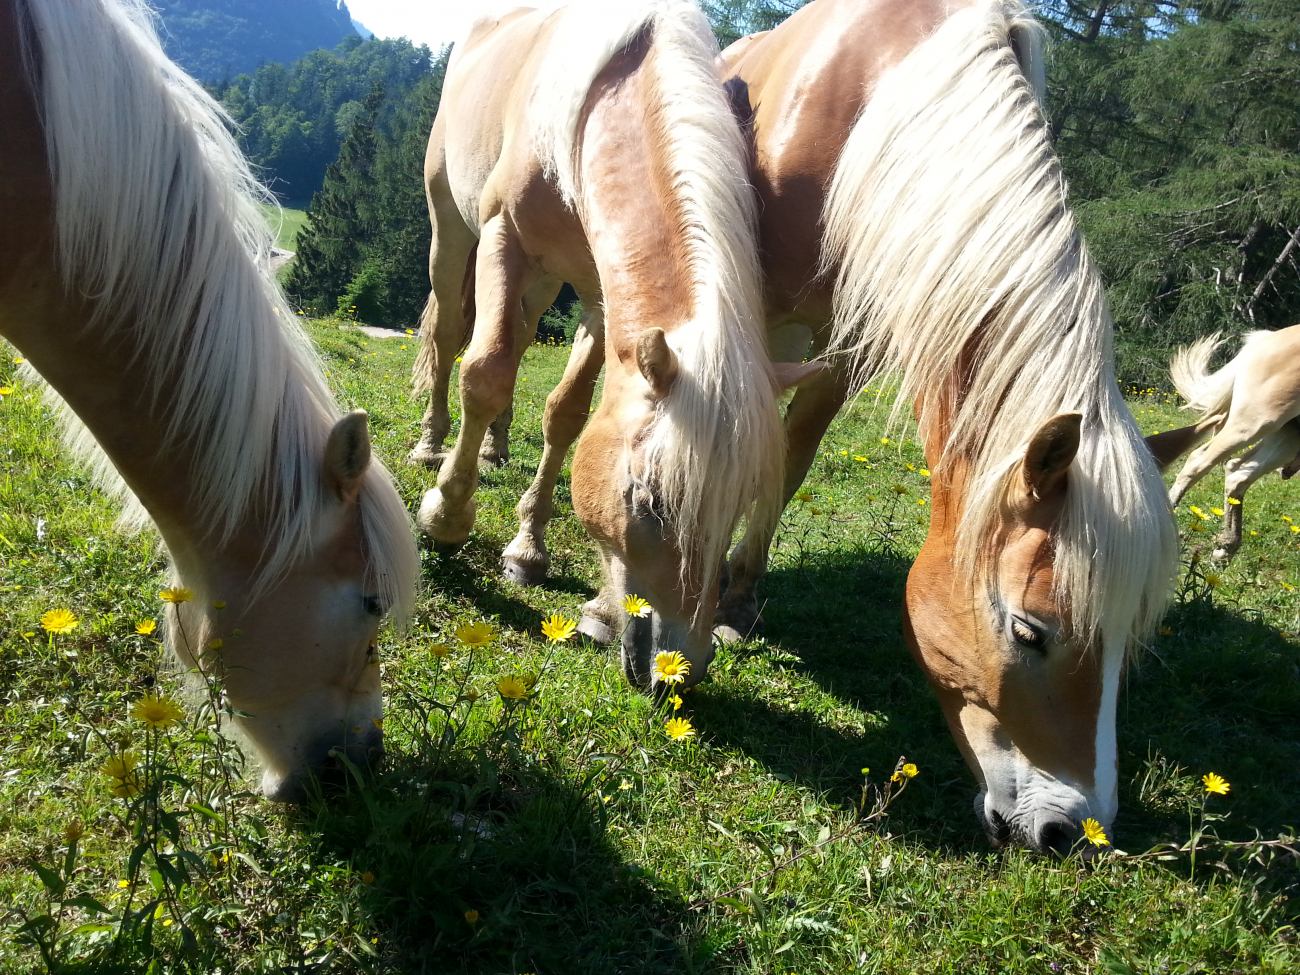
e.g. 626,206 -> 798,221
153,0 -> 356,81
211,36 -> 435,204
1042,0 -> 1300,384
285,60 -> 447,328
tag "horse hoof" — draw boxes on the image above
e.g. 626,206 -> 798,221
1211,548 -> 1233,562
432,538 -> 466,554
477,450 -> 509,470
501,557 -> 547,587
406,444 -> 446,469
713,624 -> 745,645
416,488 -> 474,550
578,614 -> 615,644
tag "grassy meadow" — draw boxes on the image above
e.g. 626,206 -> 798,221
0,323 -> 1297,973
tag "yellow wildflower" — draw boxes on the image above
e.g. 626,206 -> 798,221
212,600 -> 226,610
669,693 -> 683,711
540,614 -> 577,643
891,484 -> 909,495
1210,507 -> 1223,517
795,492 -> 813,502
361,872 -> 374,884
0,387 -> 10,396
1205,572 -> 1224,588
1190,505 -> 1207,519
102,751 -> 142,798
130,692 -> 184,729
372,718 -> 384,731
135,619 -> 156,635
40,608 -> 78,635
1189,520 -> 1205,532
11,357 -> 22,364
854,455 -> 868,462
622,594 -> 651,618
920,469 -> 930,477
1202,772 -> 1230,795
464,689 -> 480,703
1160,626 -> 1172,635
664,717 -> 695,741
497,675 -> 530,700
158,586 -> 194,604
63,820 -> 85,843
880,437 -> 890,445
464,909 -> 479,925
1228,498 -> 1241,505
891,763 -> 919,783
455,621 -> 496,647
429,643 -> 451,658
1081,818 -> 1110,847
1283,515 -> 1293,523
653,650 -> 690,685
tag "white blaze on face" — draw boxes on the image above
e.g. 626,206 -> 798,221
1092,639 -> 1125,825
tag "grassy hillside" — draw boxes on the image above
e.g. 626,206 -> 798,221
0,327 -> 1296,973
260,204 -> 308,253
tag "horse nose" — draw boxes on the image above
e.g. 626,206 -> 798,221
1034,818 -> 1080,858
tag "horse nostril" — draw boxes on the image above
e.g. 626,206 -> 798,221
1037,821 -> 1076,858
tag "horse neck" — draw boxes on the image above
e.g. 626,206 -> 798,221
9,293 -> 300,588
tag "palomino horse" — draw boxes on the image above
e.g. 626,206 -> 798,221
407,0 -> 796,688
715,0 -> 1178,851
1166,324 -> 1300,559
1,0 -> 418,801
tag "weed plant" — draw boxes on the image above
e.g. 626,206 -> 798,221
0,332 -> 1297,973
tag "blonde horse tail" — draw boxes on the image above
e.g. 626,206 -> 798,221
411,292 -> 439,396
1169,332 -> 1235,419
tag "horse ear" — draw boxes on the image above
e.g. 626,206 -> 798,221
324,410 -> 372,504
1145,414 -> 1221,472
636,327 -> 679,398
772,360 -> 826,390
1022,412 -> 1082,501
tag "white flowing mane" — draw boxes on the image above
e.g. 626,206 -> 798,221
532,0 -> 783,598
824,0 -> 1177,650
18,0 -> 417,618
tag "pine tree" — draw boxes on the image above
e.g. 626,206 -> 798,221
284,83 -> 385,318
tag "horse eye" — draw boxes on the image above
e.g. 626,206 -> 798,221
1010,616 -> 1044,649
363,595 -> 385,617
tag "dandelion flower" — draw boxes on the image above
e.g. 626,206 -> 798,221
1228,498 -> 1241,505
497,675 -> 530,700
540,614 -> 577,643
131,692 -> 184,729
464,689 -> 480,703
854,455 -> 868,462
455,621 -> 496,647
880,437 -> 890,445
135,619 -> 156,635
1081,818 -> 1110,847
653,650 -> 690,685
1202,772 -> 1230,795
159,586 -> 194,604
102,751 -> 142,798
920,469 -> 930,477
890,763 -> 918,784
1190,505 -> 1206,519
664,717 -> 695,741
891,484 -> 909,495
464,909 -> 479,924
1211,507 -> 1223,517
40,609 -> 78,635
430,643 -> 451,658
622,594 -> 651,618
1205,572 -> 1224,588
0,387 -> 11,396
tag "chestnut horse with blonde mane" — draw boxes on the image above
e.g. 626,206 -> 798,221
516,0 -> 1180,852
407,0 -> 799,688
0,0 -> 418,801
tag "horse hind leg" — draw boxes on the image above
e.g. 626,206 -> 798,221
503,305 -> 605,586
409,161 -> 478,469
1214,425 -> 1300,560
1169,414 -> 1282,508
417,215 -> 538,550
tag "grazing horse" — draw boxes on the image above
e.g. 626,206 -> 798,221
1167,325 -> 1300,559
712,0 -> 1178,851
1,0 -> 418,801
407,0 -> 790,688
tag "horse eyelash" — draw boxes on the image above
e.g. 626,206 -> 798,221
1010,616 -> 1044,649
363,595 -> 385,617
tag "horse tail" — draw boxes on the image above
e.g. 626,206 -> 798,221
1169,332 -> 1235,419
411,242 -> 477,396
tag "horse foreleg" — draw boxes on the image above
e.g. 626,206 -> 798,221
1169,415 -> 1283,508
716,362 -> 851,640
503,307 -> 605,585
1215,425 -> 1300,560
417,216 -> 533,550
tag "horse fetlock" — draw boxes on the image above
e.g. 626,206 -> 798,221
407,438 -> 448,469
416,486 -> 475,549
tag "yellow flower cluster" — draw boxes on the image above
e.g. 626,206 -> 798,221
102,751 -> 143,799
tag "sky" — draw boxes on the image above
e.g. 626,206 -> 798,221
343,0 -> 516,50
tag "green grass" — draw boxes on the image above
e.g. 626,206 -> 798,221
259,204 -> 308,252
1,328 -> 1297,973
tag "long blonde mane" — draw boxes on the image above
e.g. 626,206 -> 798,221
532,0 -> 783,600
824,0 -> 1176,650
18,0 -> 416,619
